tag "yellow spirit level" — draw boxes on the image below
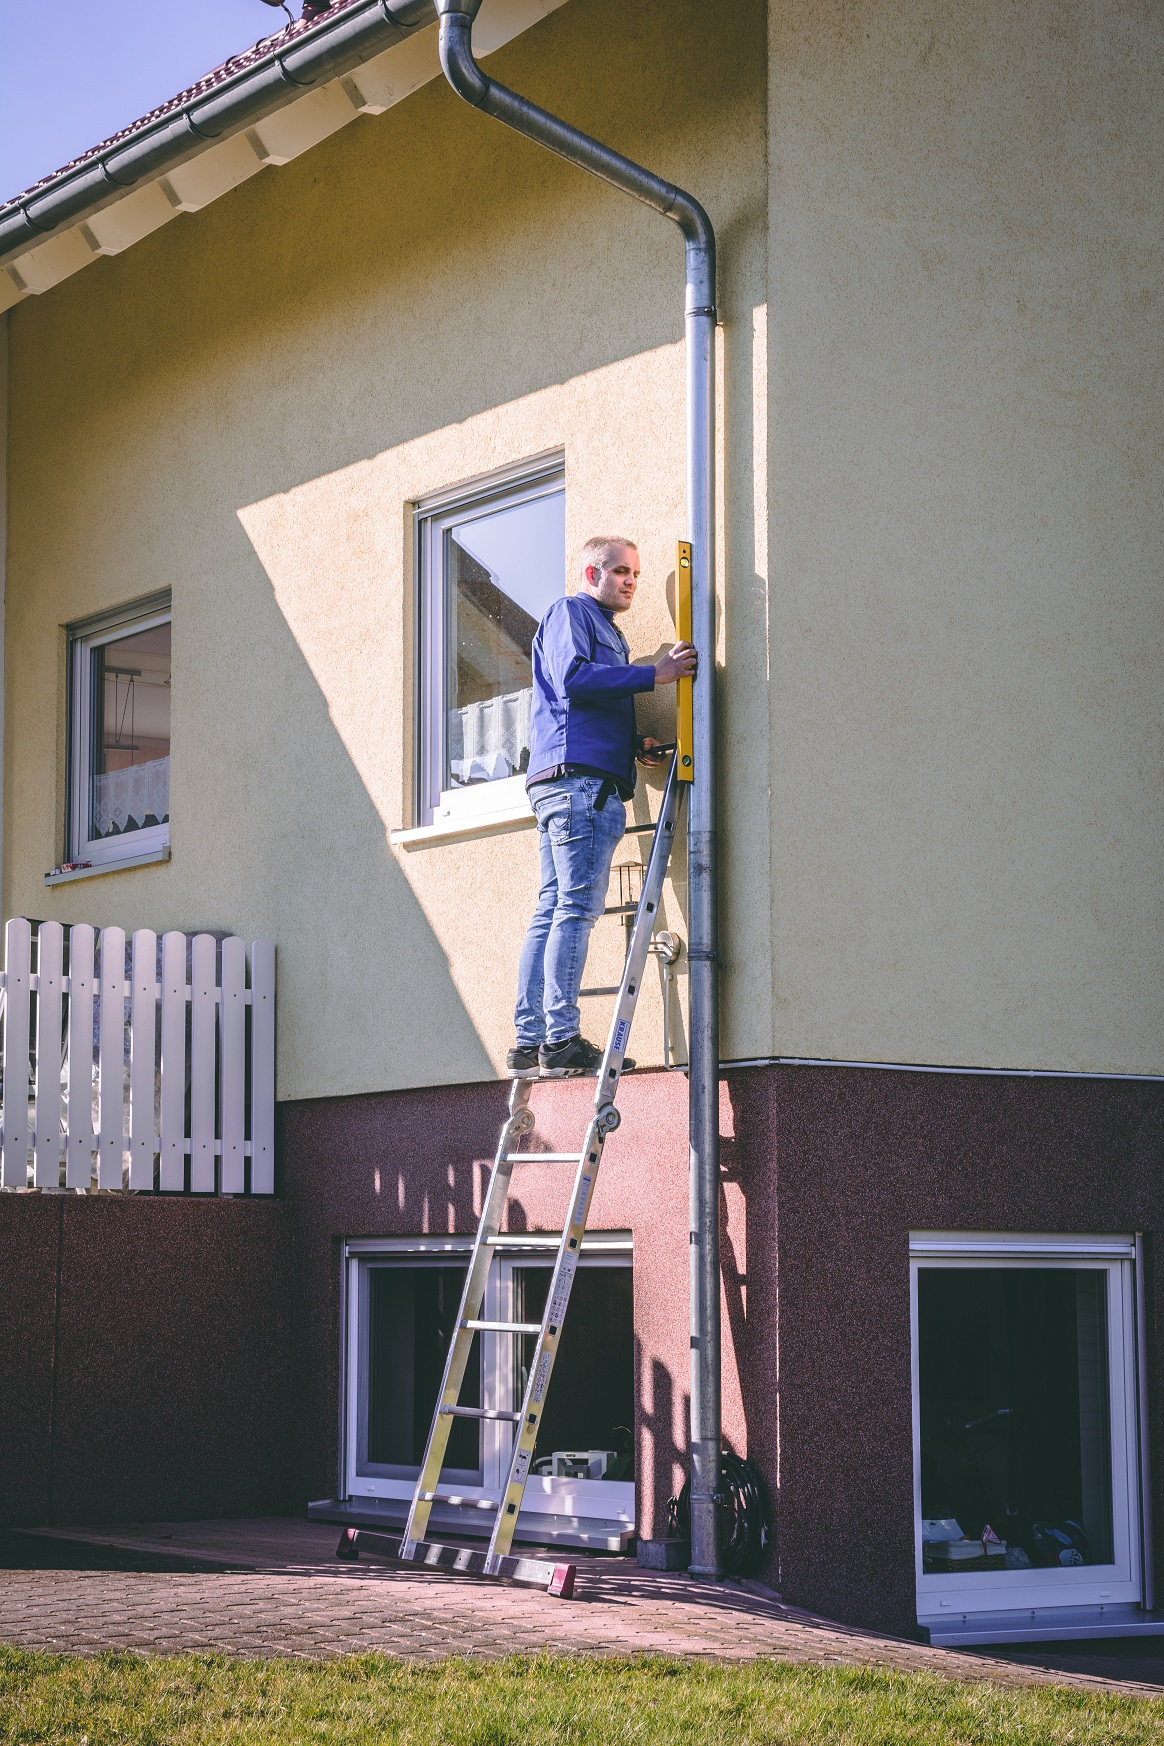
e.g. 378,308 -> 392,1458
675,539 -> 694,782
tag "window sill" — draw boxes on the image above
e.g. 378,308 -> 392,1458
391,806 -> 535,849
44,845 -> 171,886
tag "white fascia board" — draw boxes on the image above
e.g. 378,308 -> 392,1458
0,272 -> 22,314
248,76 -> 364,166
159,132 -> 267,213
341,19 -> 440,112
1,0 -> 569,309
82,181 -> 178,256
5,226 -> 95,294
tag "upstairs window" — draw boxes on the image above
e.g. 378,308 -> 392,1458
68,595 -> 171,868
416,459 -> 564,826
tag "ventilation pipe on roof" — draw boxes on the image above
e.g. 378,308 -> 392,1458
424,0 -> 722,1578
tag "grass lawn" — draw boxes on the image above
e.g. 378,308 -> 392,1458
0,1650 -> 1161,1745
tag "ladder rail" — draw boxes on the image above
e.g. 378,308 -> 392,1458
400,1077 -> 534,1552
485,1110 -> 610,1564
594,757 -> 686,1110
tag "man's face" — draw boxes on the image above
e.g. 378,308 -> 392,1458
585,544 -> 640,613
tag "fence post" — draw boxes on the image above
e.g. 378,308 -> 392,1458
159,931 -> 186,1192
1,918 -> 32,1189
220,937 -> 246,1195
33,921 -> 64,1189
97,926 -> 126,1191
65,925 -> 96,1190
129,929 -> 158,1192
250,940 -> 275,1196
189,934 -> 217,1193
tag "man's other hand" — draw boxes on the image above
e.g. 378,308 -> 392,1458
637,737 -> 668,767
653,642 -> 697,686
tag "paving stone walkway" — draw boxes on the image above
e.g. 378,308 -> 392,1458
1,1518 -> 1161,1698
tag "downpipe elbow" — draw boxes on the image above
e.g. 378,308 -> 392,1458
436,4 -> 490,108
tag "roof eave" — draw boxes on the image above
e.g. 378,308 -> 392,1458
0,0 -> 430,271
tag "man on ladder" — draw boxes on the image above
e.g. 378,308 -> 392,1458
508,536 -> 698,1080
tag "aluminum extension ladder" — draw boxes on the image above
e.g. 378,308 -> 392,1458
339,752 -> 687,1596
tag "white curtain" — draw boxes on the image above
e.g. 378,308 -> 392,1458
93,755 -> 170,837
448,688 -> 531,786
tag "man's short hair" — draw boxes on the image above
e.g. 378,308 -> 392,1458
580,536 -> 638,578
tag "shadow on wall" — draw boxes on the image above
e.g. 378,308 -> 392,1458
639,1349 -> 689,1541
176,512 -> 498,1099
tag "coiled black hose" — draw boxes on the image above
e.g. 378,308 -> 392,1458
671,1451 -> 770,1576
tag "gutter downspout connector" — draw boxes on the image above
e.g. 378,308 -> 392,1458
434,0 -> 722,1577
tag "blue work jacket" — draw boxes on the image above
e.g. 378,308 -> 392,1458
526,592 -> 656,796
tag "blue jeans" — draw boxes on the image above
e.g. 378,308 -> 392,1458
514,776 -> 626,1047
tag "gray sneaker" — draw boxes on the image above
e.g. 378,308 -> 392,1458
507,1045 -> 542,1080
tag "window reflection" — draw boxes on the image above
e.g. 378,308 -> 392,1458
918,1268 -> 1113,1573
444,490 -> 564,789
89,622 -> 171,840
366,1265 -> 482,1475
515,1265 -> 634,1483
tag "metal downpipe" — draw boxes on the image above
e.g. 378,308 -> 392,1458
433,0 -> 722,1576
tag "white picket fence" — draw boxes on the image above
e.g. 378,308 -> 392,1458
0,920 -> 275,1195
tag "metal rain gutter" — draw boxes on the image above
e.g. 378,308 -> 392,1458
0,0 -> 432,269
431,0 -> 723,1577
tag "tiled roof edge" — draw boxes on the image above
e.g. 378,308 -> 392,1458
0,0 -> 430,269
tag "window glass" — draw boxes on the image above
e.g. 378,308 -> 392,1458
443,490 -> 564,791
366,1265 -> 481,1474
89,622 -> 171,841
918,1267 -> 1113,1574
514,1264 -> 634,1482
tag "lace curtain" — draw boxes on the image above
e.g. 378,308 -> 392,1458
93,756 -> 170,837
447,688 -> 531,787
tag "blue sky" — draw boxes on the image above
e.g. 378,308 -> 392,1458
0,1 -> 292,206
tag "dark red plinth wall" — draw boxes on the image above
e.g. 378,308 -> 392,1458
281,1064 -> 1163,1638
1,1064 -> 1157,1640
0,1196 -> 293,1529
760,1066 -> 1164,1635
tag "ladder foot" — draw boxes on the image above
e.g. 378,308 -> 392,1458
335,1528 -> 360,1561
549,1562 -> 577,1599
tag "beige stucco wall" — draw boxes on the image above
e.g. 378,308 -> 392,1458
767,0 -> 1163,1073
3,0 -> 769,1100
4,0 -> 1160,1094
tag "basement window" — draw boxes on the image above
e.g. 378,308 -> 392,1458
67,595 -> 172,870
343,1236 -> 635,1544
415,458 -> 564,828
911,1232 -> 1148,1642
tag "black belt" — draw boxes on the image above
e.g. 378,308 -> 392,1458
528,766 -> 625,809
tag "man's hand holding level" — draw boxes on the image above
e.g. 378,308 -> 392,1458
653,642 -> 697,686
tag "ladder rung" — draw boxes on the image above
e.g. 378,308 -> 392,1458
579,986 -> 620,997
602,903 -> 638,915
624,823 -> 657,835
419,1491 -> 501,1509
464,1319 -> 543,1335
440,1405 -> 521,1422
503,1151 -> 580,1163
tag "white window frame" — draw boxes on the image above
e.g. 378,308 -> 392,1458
67,593 -> 172,869
342,1233 -> 635,1533
910,1231 -> 1144,1629
414,455 -> 564,829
